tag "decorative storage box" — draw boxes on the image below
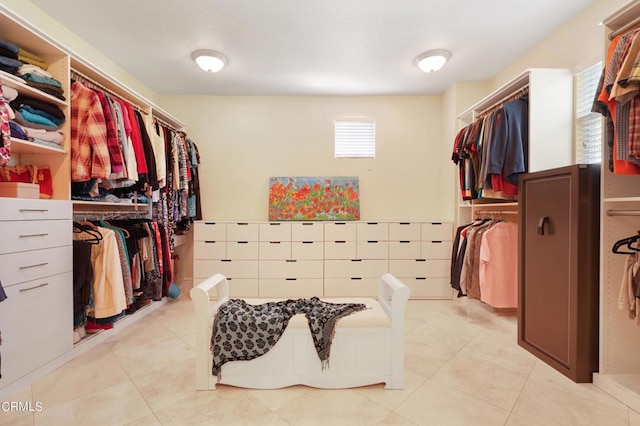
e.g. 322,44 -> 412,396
0,182 -> 40,199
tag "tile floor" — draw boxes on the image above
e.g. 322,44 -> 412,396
2,294 -> 639,425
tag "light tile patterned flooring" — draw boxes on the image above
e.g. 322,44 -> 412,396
2,294 -> 639,425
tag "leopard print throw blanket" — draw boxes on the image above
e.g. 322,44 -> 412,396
211,297 -> 367,377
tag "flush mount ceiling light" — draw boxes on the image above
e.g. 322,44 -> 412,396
191,49 -> 227,73
414,49 -> 451,73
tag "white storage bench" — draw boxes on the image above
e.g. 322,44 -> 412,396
190,273 -> 410,390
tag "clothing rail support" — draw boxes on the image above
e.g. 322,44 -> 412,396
608,16 -> 640,40
476,85 -> 529,119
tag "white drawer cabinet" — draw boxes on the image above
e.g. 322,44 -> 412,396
357,222 -> 388,241
259,222 -> 291,241
324,240 -> 357,259
324,259 -> 388,279
194,221 -> 226,241
325,222 -> 357,241
421,241 -> 453,260
226,222 -> 259,241
0,272 -> 73,388
260,278 -> 323,298
292,222 -> 323,241
399,277 -> 452,299
0,198 -> 70,221
194,259 -> 259,279
259,241 -> 292,260
421,222 -> 453,241
227,278 -> 260,298
356,240 -> 388,259
259,260 -> 323,279
389,222 -> 421,241
291,241 -> 323,259
194,240 -> 226,259
0,246 -> 72,287
324,277 -> 378,297
388,241 -> 421,259
226,241 -> 259,259
389,259 -> 450,278
0,220 -> 71,255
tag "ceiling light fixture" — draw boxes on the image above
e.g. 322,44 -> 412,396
191,49 -> 227,73
414,49 -> 451,73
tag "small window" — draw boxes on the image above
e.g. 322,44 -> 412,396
334,119 -> 375,158
575,62 -> 602,164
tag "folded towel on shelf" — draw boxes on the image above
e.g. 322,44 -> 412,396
17,64 -> 53,79
13,109 -> 57,131
19,72 -> 62,89
16,107 -> 58,128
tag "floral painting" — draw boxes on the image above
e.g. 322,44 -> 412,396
269,176 -> 360,221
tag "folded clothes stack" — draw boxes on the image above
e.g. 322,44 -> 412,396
4,92 -> 65,148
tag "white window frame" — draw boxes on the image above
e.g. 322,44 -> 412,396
574,62 -> 603,164
334,118 -> 376,158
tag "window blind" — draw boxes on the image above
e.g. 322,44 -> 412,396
575,62 -> 602,164
334,120 -> 375,158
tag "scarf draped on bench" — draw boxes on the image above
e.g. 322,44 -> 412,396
211,297 -> 367,377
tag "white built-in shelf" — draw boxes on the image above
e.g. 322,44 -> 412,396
10,137 -> 65,155
1,75 -> 67,108
472,202 -> 518,208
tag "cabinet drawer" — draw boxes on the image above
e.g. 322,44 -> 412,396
259,222 -> 291,241
194,221 -> 226,241
259,241 -> 292,260
292,222 -> 323,241
0,245 -> 72,287
193,240 -> 226,259
399,277 -> 452,299
324,259 -> 388,278
0,198 -> 70,221
194,259 -> 259,279
357,241 -> 389,259
421,241 -> 453,259
389,259 -> 450,278
226,222 -> 258,241
291,241 -> 323,259
324,241 -> 357,259
226,241 -> 259,259
389,222 -> 420,240
0,271 -> 73,387
324,222 -> 357,241
324,277 -> 378,297
259,259 -> 323,279
388,241 -> 421,259
421,222 -> 453,241
357,222 -> 388,241
0,220 -> 71,254
227,278 -> 259,298
259,278 -> 324,298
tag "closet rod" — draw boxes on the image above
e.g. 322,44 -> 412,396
608,16 -> 640,40
153,116 -> 181,133
474,210 -> 518,216
72,209 -> 150,220
476,85 -> 529,118
70,69 -> 147,114
606,209 -> 640,216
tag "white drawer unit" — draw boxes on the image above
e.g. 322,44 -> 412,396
259,259 -> 323,279
291,241 -> 323,259
324,222 -> 357,241
0,198 -> 71,221
226,241 -> 259,260
0,219 -> 71,255
227,278 -> 259,298
194,221 -> 226,241
324,259 -> 388,279
421,241 -> 453,260
399,277 -> 452,299
226,222 -> 259,241
356,222 -> 388,241
389,259 -> 450,278
324,240 -> 357,259
259,222 -> 291,241
421,222 -> 453,241
194,240 -> 226,259
324,277 -> 378,297
356,240 -> 389,259
292,222 -> 323,241
389,222 -> 421,241
259,241 -> 292,260
388,240 -> 421,259
0,271 -> 73,388
0,246 -> 72,288
259,278 -> 324,298
194,259 -> 259,279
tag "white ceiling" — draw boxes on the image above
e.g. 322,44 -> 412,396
29,0 -> 595,96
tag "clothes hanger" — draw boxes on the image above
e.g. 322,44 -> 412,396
612,235 -> 640,254
73,221 -> 103,244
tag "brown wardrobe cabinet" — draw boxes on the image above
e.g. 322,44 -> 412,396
518,164 -> 600,383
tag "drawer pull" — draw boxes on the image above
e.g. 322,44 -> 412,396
269,223 -> 281,226
335,241 -> 346,244
19,209 -> 49,213
286,259 -> 297,263
416,277 -> 427,280
431,241 -> 443,244
19,233 -> 49,238
415,259 -> 426,262
302,223 -> 313,226
334,222 -> 346,225
19,282 -> 49,292
351,259 -> 362,262
350,277 -> 362,280
367,240 -> 378,243
204,222 -> 217,225
366,222 -> 378,225
237,222 -> 249,226
19,262 -> 49,270
237,241 -> 248,244
269,241 -> 281,244
204,240 -> 217,244
302,241 -> 313,244
399,222 -> 411,225
431,222 -> 443,225
221,259 -> 232,262
286,278 -> 297,281
399,240 -> 411,244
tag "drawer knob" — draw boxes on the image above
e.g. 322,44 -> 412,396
19,282 -> 49,292
19,262 -> 49,270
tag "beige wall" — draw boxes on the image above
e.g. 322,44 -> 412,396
160,95 -> 444,221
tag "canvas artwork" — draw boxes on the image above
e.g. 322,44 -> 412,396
268,176 -> 360,221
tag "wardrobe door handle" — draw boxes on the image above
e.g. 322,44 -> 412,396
537,216 -> 549,236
